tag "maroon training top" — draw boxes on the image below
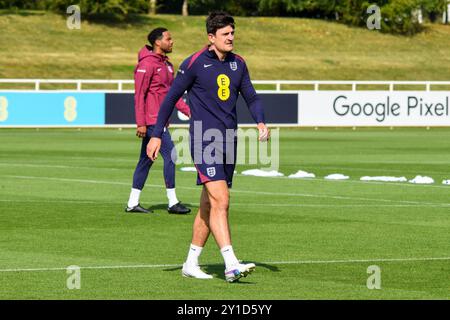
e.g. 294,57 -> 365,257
133,45 -> 190,127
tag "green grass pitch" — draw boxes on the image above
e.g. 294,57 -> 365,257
0,127 -> 449,299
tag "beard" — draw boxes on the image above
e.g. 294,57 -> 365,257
162,45 -> 173,54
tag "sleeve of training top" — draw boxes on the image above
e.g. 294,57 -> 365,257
239,63 -> 265,124
152,58 -> 196,138
134,64 -> 153,126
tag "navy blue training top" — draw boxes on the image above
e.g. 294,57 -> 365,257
151,46 -> 265,140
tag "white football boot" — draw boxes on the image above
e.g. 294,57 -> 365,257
182,263 -> 213,279
224,263 -> 256,283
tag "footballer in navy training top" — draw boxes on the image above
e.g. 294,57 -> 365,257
147,11 -> 270,282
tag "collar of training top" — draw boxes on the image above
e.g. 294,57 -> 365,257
206,45 -> 233,62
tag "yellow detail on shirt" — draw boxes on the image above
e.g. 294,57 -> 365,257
216,74 -> 230,101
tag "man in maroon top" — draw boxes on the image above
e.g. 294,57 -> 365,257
126,28 -> 191,214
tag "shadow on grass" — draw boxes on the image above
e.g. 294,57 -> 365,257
163,262 -> 280,283
79,13 -> 169,29
0,10 -> 169,29
0,9 -> 45,16
147,203 -> 197,214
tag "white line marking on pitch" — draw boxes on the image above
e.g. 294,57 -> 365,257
0,162 -> 121,171
0,162 -> 164,173
1,257 -> 449,273
0,199 -> 447,208
312,178 -> 449,189
0,264 -> 181,273
298,165 -> 449,175
232,203 -> 450,208
0,199 -> 99,204
3,175 -> 450,207
231,188 -> 450,207
263,256 -> 450,265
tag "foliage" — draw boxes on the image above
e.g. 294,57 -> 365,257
1,0 -> 447,34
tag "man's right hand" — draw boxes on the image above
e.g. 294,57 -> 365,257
257,123 -> 270,141
136,126 -> 147,138
147,137 -> 161,161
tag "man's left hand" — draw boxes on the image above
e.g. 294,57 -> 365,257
136,126 -> 147,138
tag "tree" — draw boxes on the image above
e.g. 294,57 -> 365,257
182,0 -> 188,16
149,0 -> 157,15
445,0 -> 449,23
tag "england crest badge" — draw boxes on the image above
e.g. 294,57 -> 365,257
206,167 -> 216,177
229,62 -> 237,71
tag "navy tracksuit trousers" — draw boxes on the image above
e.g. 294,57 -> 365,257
132,126 -> 176,190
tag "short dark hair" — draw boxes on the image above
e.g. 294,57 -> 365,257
147,27 -> 168,48
206,11 -> 235,35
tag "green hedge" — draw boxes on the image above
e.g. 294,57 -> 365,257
0,0 -> 149,21
1,0 -> 447,34
337,0 -> 423,35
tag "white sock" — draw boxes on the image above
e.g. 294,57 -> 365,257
127,188 -> 141,208
166,188 -> 179,207
185,244 -> 203,266
220,245 -> 239,270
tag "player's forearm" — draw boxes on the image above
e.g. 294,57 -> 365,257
248,99 -> 265,124
134,71 -> 149,127
241,86 -> 265,124
152,86 -> 184,138
134,98 -> 147,126
240,68 -> 265,124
